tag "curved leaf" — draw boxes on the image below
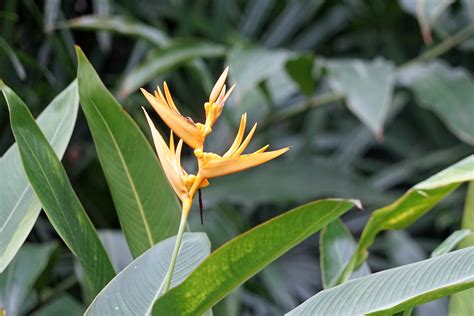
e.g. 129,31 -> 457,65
0,81 -> 78,272
152,199 -> 359,315
86,233 -> 210,316
0,243 -> 56,316
341,155 -> 474,281
65,15 -> 168,46
287,247 -> 474,315
76,46 -> 181,257
3,82 -> 115,296
119,41 -> 225,98
431,229 -> 473,257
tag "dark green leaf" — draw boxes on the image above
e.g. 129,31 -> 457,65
2,81 -> 115,296
76,46 -> 182,257
0,81 -> 78,272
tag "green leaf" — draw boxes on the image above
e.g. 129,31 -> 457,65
85,233 -> 210,315
287,247 -> 474,315
449,182 -> 474,315
76,46 -> 181,257
0,81 -> 79,272
2,82 -> 115,296
431,229 -> 473,257
65,15 -> 168,46
227,45 -> 294,99
400,61 -> 474,145
326,59 -> 396,137
320,219 -> 370,288
342,155 -> 474,281
152,199 -> 358,315
119,41 -> 225,98
31,294 -> 84,316
285,54 -> 316,95
0,243 -> 56,316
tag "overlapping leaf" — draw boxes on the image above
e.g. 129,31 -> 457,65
0,81 -> 78,272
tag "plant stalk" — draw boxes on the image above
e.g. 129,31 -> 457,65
161,198 -> 191,294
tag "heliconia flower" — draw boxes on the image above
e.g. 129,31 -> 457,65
143,108 -> 207,202
194,113 -> 289,179
141,84 -> 204,149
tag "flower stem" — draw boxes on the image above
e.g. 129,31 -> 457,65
162,198 -> 191,294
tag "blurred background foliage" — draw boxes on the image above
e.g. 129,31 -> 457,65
0,0 -> 473,315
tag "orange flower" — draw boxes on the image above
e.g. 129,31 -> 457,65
194,113 -> 289,179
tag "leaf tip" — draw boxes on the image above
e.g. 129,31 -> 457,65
353,199 -> 363,210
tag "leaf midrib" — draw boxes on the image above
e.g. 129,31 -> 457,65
89,98 -> 154,248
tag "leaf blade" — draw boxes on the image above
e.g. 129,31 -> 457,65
152,199 -> 358,315
2,83 -> 115,296
0,81 -> 79,272
287,247 -> 474,315
75,46 -> 181,257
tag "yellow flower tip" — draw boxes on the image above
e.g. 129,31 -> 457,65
209,67 -> 229,103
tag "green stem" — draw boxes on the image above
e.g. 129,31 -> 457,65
162,202 -> 190,294
399,23 -> 474,70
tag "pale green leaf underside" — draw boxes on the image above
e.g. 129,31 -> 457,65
86,233 -> 210,316
0,81 -> 78,272
287,247 -> 474,316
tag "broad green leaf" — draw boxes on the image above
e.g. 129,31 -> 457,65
31,294 -> 84,316
76,46 -> 181,257
0,81 -> 79,272
119,42 -> 225,98
342,155 -> 474,281
227,45 -> 294,98
287,247 -> 474,316
65,15 -> 168,46
449,182 -> 474,315
400,61 -> 474,145
86,233 -> 210,315
0,243 -> 56,316
2,83 -> 115,296
326,59 -> 396,137
152,199 -> 358,315
431,229 -> 473,257
320,219 -> 370,288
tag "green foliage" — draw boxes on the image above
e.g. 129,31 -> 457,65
152,199 -> 358,315
76,47 -> 181,257
86,233 -> 210,315
288,247 -> 474,315
1,0 -> 474,314
2,83 -> 115,296
0,243 -> 56,316
0,81 -> 78,272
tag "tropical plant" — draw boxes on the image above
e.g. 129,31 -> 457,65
1,1 -> 473,315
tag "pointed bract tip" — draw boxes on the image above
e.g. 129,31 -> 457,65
209,67 -> 230,103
